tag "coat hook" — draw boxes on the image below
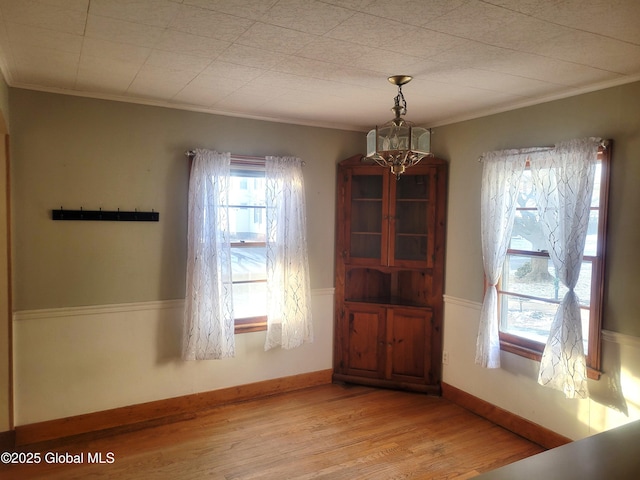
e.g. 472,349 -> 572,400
52,207 -> 159,222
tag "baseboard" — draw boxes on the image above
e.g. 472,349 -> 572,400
14,369 -> 333,447
441,382 -> 571,450
0,429 -> 15,449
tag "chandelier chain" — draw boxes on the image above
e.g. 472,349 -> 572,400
394,85 -> 407,116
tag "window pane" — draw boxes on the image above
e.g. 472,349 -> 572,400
233,281 -> 267,318
229,175 -> 265,205
510,210 -> 545,251
510,169 -> 542,251
500,295 -> 555,343
584,210 -> 599,256
591,163 -> 602,208
229,173 -> 266,243
231,246 -> 266,282
231,234 -> 266,320
229,206 -> 266,242
500,294 -> 590,353
511,211 -> 599,257
503,254 -> 592,306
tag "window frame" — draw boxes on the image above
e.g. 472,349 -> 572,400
496,144 -> 611,380
229,157 -> 268,334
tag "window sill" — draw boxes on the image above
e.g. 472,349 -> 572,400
234,316 -> 267,334
499,337 -> 602,381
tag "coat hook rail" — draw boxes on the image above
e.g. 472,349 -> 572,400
52,208 -> 159,222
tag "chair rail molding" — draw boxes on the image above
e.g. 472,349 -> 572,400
443,294 -> 639,348
13,288 -> 335,321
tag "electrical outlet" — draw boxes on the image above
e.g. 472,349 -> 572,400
442,351 -> 449,365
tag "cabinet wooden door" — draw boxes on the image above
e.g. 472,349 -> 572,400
387,308 -> 432,384
341,304 -> 433,386
342,304 -> 386,379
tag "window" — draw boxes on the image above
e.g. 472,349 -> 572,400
229,163 -> 268,333
183,150 -> 313,360
498,147 -> 610,378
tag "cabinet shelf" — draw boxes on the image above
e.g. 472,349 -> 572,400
345,298 -> 431,308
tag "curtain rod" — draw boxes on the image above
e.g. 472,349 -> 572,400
477,139 -> 609,162
185,150 -> 305,165
185,150 -> 264,161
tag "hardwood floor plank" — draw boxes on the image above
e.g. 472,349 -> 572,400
1,384 -> 544,479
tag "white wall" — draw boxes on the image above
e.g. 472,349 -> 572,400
13,289 -> 333,425
434,81 -> 640,440
443,296 -> 640,440
11,82 -> 640,438
9,88 -> 363,426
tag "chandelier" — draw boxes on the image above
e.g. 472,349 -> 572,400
365,75 -> 431,177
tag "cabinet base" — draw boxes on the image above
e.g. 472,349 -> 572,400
332,373 -> 441,396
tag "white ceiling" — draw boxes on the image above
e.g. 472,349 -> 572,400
0,0 -> 639,131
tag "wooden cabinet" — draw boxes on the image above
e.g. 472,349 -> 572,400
334,155 -> 447,394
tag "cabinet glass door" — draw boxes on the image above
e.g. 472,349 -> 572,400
348,172 -> 385,263
390,171 -> 433,267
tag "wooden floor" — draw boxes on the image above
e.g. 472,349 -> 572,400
1,384 -> 544,479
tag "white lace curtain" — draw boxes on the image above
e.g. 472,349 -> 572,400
264,156 -> 314,350
183,149 -> 235,360
182,150 -> 313,360
532,139 -> 599,399
477,138 -> 601,398
476,150 -> 528,368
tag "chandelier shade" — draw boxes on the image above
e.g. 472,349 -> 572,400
365,75 -> 431,176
